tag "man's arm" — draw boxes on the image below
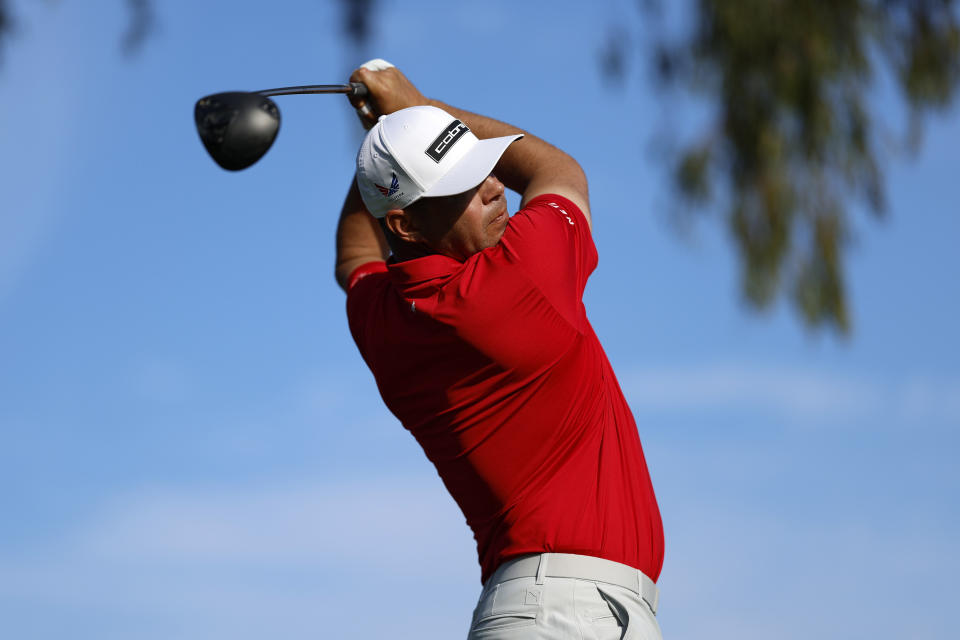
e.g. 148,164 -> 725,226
350,66 -> 592,231
429,101 -> 591,230
334,176 -> 389,291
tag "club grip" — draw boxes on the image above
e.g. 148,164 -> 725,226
349,82 -> 369,98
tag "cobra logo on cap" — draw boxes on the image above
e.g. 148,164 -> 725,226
425,120 -> 469,163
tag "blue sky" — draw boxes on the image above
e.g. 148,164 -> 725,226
0,1 -> 958,638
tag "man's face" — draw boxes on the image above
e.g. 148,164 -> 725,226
403,174 -> 509,261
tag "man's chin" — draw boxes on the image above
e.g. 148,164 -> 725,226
486,224 -> 508,250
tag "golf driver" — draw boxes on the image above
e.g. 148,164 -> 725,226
194,82 -> 369,171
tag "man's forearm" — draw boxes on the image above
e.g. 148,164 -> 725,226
426,99 -> 524,141
426,99 -> 580,200
334,176 -> 390,291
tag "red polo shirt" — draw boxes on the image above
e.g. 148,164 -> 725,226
346,194 -> 663,584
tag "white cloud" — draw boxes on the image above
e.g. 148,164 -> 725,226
3,474 -> 956,640
0,477 -> 481,639
657,500 -> 959,640
71,477 -> 474,574
620,362 -> 960,426
897,374 -> 960,425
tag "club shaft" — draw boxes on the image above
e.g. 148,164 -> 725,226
256,83 -> 367,97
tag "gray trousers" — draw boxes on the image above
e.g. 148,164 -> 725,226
466,554 -> 663,640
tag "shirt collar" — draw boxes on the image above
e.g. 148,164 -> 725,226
387,253 -> 463,295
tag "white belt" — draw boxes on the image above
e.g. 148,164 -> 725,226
486,552 -> 659,615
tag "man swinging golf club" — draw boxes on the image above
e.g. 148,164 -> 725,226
336,59 -> 664,639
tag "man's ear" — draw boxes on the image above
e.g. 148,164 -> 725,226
384,209 -> 424,243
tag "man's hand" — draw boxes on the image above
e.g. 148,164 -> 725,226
349,60 -> 430,129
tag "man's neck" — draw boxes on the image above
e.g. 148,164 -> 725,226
392,243 -> 436,263
387,236 -> 440,263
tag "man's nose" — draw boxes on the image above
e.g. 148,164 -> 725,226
482,175 -> 505,201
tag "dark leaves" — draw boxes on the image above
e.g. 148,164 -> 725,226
599,26 -> 631,86
675,144 -> 713,204
0,0 -> 12,65
631,0 -> 960,333
894,1 -> 960,112
339,0 -> 375,47
121,0 -> 154,57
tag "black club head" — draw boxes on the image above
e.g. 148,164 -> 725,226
194,92 -> 280,171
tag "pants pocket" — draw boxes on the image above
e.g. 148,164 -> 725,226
596,584 -> 662,640
577,581 -> 625,640
469,579 -> 541,637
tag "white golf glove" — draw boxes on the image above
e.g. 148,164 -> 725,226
360,58 -> 395,72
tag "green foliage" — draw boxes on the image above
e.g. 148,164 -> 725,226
647,0 -> 960,333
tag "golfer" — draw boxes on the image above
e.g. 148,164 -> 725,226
336,60 -> 664,639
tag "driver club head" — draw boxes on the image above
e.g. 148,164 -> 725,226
194,92 -> 280,171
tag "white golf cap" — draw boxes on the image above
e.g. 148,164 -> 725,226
356,105 -> 523,218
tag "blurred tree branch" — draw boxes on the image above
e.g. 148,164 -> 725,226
0,0 -> 11,65
0,0 -> 153,61
121,0 -> 153,57
338,0 -> 374,46
606,0 -> 960,333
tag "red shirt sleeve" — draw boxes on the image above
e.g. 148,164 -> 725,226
347,260 -> 388,292
345,260 -> 388,355
498,194 -> 598,326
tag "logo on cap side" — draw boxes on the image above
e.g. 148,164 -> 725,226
375,172 -> 400,197
425,120 -> 469,163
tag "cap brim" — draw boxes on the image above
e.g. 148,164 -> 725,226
421,133 -> 523,198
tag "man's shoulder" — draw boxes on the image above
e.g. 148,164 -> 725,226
346,260 -> 389,294
511,193 -> 588,226
345,260 -> 390,327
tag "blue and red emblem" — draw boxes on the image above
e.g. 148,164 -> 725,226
375,172 -> 400,197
